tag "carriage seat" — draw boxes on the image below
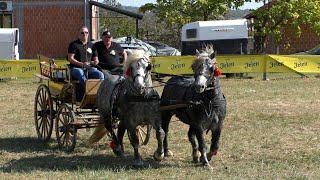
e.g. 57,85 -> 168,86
36,54 -> 68,82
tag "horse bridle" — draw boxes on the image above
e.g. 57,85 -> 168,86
131,57 -> 152,83
126,57 -> 152,95
195,58 -> 216,91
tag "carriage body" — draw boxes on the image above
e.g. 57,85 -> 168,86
33,55 -> 150,152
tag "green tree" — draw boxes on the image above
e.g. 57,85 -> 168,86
99,0 -> 137,38
249,0 -> 320,53
139,0 -> 320,53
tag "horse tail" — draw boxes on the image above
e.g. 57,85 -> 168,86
88,122 -> 108,144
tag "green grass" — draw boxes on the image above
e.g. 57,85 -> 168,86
0,73 -> 319,179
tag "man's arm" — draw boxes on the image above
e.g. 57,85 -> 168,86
121,50 -> 127,65
68,53 -> 82,67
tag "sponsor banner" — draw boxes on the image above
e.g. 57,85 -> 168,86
1,55 -> 319,78
267,55 -> 320,73
150,56 -> 194,75
151,55 -> 320,74
217,55 -> 265,73
0,60 -> 66,78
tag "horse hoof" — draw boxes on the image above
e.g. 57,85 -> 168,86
120,153 -> 129,158
133,159 -> 144,168
207,150 -> 218,161
204,164 -> 213,171
153,151 -> 164,161
112,146 -> 123,156
192,151 -> 201,163
165,150 -> 173,157
193,157 -> 200,163
113,149 -> 123,156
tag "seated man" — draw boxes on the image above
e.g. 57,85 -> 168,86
67,26 -> 104,100
92,30 -> 127,77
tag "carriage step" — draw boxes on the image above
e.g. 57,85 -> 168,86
77,115 -> 100,119
70,121 -> 100,125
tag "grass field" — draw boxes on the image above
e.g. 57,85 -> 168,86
0,73 -> 319,179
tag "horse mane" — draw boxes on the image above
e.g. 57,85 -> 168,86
123,50 -> 150,76
191,45 -> 216,72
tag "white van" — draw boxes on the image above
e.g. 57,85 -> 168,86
181,19 -> 253,55
0,28 -> 19,60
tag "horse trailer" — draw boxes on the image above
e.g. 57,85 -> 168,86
181,19 -> 253,55
0,28 -> 19,60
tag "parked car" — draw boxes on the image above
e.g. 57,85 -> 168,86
92,37 -> 157,56
294,44 -> 320,55
113,37 -> 157,56
143,40 -> 181,56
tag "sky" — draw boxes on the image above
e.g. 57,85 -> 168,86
116,0 -> 264,10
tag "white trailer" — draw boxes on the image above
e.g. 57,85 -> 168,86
181,19 -> 253,55
0,28 -> 19,60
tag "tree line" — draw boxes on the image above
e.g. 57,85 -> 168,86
100,0 -> 320,53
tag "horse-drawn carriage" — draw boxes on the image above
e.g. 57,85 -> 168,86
33,54 -> 151,152
34,47 -> 226,169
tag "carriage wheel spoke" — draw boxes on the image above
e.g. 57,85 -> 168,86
34,84 -> 54,142
40,118 -> 46,137
55,103 -> 76,152
139,127 -> 147,134
138,130 -> 143,143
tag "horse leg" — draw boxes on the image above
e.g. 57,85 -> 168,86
152,113 -> 165,161
161,111 -> 173,157
105,117 -> 122,156
127,127 -> 144,167
207,126 -> 222,161
188,127 -> 200,163
194,128 -> 212,170
116,121 -> 127,156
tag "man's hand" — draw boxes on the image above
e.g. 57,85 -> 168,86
90,60 -> 99,66
82,62 -> 91,68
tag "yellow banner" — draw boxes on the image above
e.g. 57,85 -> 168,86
267,55 -> 320,73
151,55 -> 320,74
0,60 -> 66,78
0,55 -> 319,78
217,55 -> 266,73
150,56 -> 194,75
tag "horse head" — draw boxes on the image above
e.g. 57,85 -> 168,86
123,50 -> 152,94
192,45 -> 217,93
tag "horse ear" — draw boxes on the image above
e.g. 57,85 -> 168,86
195,49 -> 200,56
210,50 -> 216,59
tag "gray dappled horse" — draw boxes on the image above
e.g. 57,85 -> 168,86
160,46 -> 226,170
91,50 -> 165,167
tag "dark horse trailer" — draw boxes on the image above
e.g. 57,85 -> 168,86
181,19 -> 253,56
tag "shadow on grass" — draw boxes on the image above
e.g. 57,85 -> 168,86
0,137 -> 57,153
0,153 -> 169,172
0,137 -> 174,172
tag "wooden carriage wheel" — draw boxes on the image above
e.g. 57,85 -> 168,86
34,84 -> 54,142
136,124 -> 152,146
55,103 -> 77,152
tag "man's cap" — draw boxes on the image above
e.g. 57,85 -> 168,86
102,30 -> 112,37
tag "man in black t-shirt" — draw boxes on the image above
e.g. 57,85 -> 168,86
92,30 -> 127,77
67,26 -> 104,86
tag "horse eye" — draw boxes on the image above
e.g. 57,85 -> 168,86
146,63 -> 152,71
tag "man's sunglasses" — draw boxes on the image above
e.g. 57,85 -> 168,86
81,32 -> 89,34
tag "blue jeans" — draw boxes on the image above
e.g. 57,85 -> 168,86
71,67 -> 104,87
